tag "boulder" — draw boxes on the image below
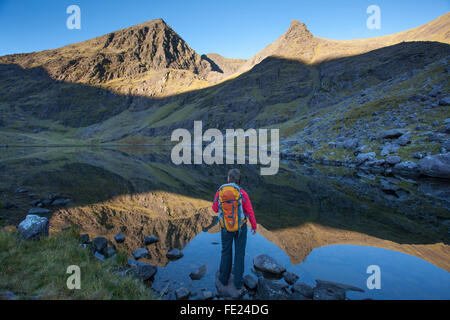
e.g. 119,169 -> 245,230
132,248 -> 149,260
114,233 -> 125,243
253,254 -> 286,275
418,153 -> 450,179
166,248 -> 183,260
380,143 -> 400,156
392,161 -> 420,177
243,274 -> 258,290
379,129 -> 406,139
92,237 -> 108,254
386,156 -> 401,165
356,152 -> 376,165
189,264 -> 207,280
282,271 -> 299,285
144,235 -> 159,245
397,133 -> 411,146
18,215 -> 49,240
256,278 -> 289,300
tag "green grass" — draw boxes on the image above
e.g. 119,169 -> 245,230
0,227 -> 152,300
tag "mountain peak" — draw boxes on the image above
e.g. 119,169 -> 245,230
284,20 -> 313,41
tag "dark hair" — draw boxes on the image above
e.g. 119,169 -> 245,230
228,168 -> 241,185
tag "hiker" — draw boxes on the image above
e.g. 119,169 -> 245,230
212,168 -> 257,290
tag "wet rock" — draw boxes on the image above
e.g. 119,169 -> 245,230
256,278 -> 289,300
189,264 -> 207,280
243,274 -> 258,290
134,263 -> 157,281
253,254 -> 286,275
27,208 -> 52,215
386,156 -> 401,165
215,271 -> 245,299
80,234 -> 90,244
144,235 -> 159,245
114,233 -> 125,243
92,237 -> 108,254
18,215 -> 49,240
175,288 -> 190,300
282,271 -> 299,285
418,153 -> 450,179
166,248 -> 183,260
292,282 -> 314,299
132,248 -> 149,260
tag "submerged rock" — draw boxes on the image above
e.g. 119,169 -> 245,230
175,287 -> 190,300
18,215 -> 49,240
189,264 -> 207,280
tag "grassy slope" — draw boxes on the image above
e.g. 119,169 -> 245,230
0,227 -> 151,299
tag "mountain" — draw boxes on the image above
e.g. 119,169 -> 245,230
0,14 -> 449,167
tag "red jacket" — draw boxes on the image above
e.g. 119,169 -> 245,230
212,187 -> 257,230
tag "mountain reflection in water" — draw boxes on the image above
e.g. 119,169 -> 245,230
1,146 -> 449,299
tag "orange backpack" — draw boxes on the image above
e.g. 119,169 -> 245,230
217,183 -> 246,232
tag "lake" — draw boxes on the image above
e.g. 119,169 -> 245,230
1,146 -> 449,299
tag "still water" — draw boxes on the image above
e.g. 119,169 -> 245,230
1,146 -> 449,299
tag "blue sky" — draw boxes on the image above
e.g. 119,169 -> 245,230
0,0 -> 448,59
